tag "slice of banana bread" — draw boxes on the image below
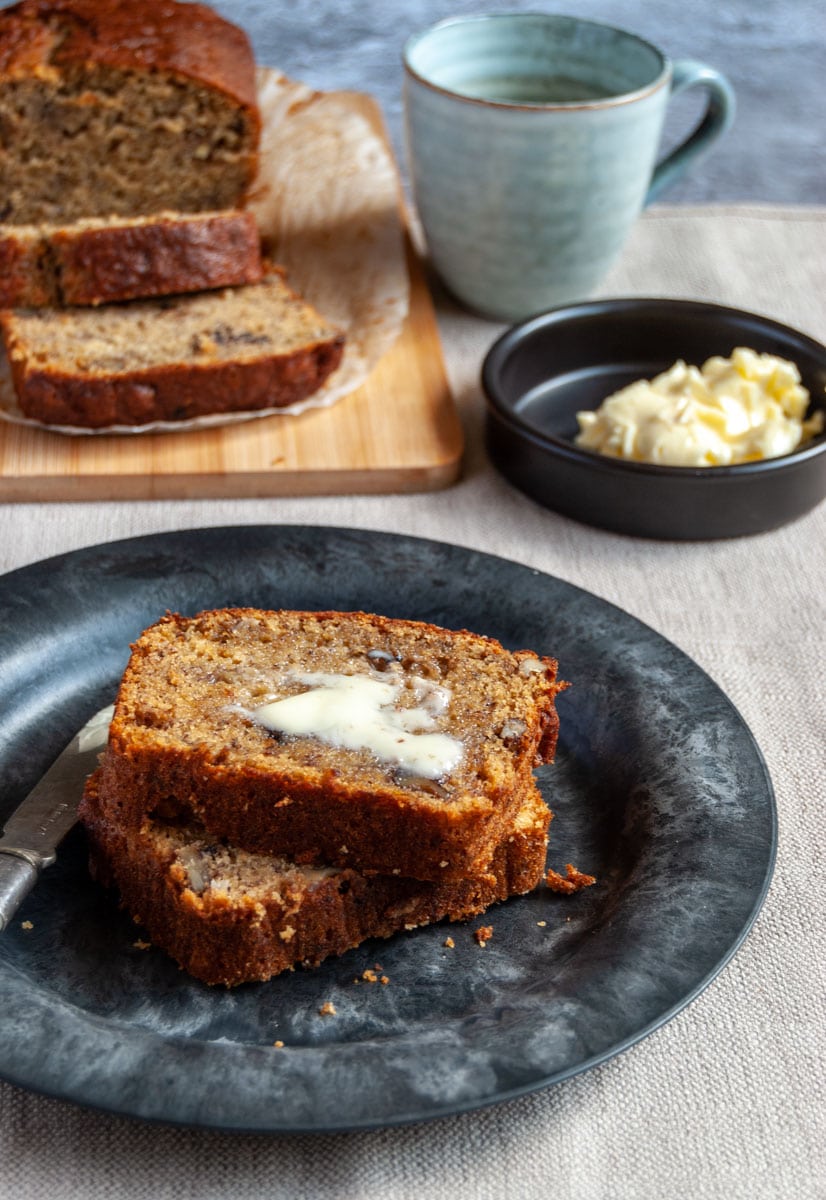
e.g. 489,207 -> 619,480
81,769 -> 551,986
0,210 -> 263,308
0,268 -> 345,427
0,0 -> 260,224
96,608 -> 564,882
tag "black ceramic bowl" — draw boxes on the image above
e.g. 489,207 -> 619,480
482,299 -> 826,539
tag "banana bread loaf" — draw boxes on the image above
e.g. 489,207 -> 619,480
81,769 -> 552,986
0,0 -> 260,224
0,267 -> 345,427
0,210 -> 263,308
95,608 -> 564,882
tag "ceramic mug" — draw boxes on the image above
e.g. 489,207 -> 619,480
403,13 -> 735,321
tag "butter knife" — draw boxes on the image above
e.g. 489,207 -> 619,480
0,705 -> 113,931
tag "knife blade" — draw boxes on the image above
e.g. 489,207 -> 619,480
0,705 -> 113,931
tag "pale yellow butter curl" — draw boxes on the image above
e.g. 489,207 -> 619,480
575,348 -> 824,467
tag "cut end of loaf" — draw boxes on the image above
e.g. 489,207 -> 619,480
0,0 -> 260,223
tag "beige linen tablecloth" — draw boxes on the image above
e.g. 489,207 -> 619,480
0,206 -> 823,1199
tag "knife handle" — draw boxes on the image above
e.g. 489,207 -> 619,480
0,851 -> 39,931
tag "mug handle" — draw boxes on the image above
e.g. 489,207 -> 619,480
645,60 -> 736,205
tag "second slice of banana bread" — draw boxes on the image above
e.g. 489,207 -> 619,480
81,770 -> 552,986
0,268 -> 344,427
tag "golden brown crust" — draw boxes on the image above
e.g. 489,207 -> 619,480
0,211 -> 264,308
4,341 -> 345,426
96,607 -> 564,881
54,212 -> 264,305
81,771 -> 551,987
0,273 -> 346,427
98,747 -> 528,886
0,0 -> 260,119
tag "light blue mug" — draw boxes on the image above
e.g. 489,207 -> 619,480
403,13 -> 735,320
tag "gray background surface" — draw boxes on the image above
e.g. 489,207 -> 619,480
211,0 -> 825,204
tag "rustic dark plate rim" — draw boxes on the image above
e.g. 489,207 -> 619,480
0,526 -> 777,1132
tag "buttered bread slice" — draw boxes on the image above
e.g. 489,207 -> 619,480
97,608 -> 564,882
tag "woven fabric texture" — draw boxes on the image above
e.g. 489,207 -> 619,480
0,206 -> 823,1199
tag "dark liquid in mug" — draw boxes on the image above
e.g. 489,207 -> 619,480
459,73 -> 615,104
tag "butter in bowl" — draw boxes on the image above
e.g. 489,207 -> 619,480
482,298 -> 826,539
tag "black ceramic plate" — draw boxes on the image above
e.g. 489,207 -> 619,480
0,527 -> 776,1132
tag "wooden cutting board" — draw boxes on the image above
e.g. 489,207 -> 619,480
0,104 -> 463,502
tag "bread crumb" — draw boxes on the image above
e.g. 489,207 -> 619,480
362,968 -> 378,983
439,860 -> 449,868
20,920 -> 33,931
545,863 -> 596,894
391,868 -> 401,875
132,939 -> 151,950
279,925 -> 296,942
380,975 -> 389,985
536,921 -> 547,928
443,936 -> 455,949
319,1001 -> 336,1016
475,925 -> 493,947
273,1040 -> 284,1048
339,845 -> 348,854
